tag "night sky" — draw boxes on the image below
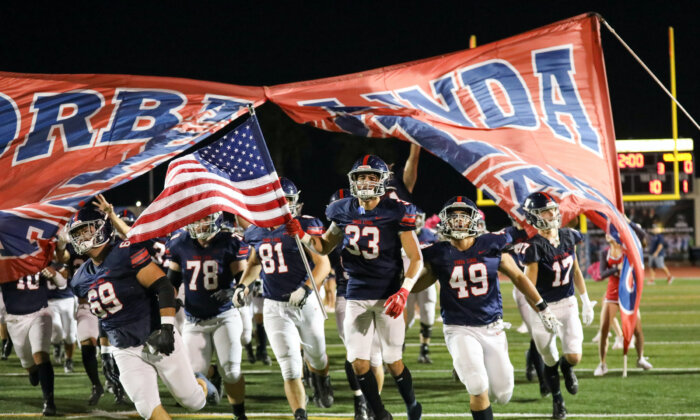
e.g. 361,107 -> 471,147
2,2 -> 698,228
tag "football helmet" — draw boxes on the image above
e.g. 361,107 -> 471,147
476,209 -> 487,235
347,155 -> 390,200
522,192 -> 561,230
187,212 -> 223,240
118,209 -> 136,226
280,177 -> 303,217
68,207 -> 114,255
438,196 -> 480,239
328,188 -> 351,205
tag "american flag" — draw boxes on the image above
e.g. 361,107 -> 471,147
127,115 -> 291,243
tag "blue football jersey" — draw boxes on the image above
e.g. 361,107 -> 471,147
417,228 -> 438,246
422,233 -> 510,326
245,215 -> 324,302
326,197 -> 417,300
1,271 -> 49,315
71,240 -> 158,348
166,230 -> 249,320
503,226 -> 529,270
522,228 -> 583,303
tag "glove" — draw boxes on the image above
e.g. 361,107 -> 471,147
40,267 -> 55,281
175,298 -> 184,312
251,279 -> 263,297
211,288 -> 235,305
288,284 -> 312,307
101,352 -> 121,385
580,293 -> 597,326
384,287 -> 410,318
538,307 -> 562,334
146,323 -> 175,356
232,283 -> 248,308
285,219 -> 305,240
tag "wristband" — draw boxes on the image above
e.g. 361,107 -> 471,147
401,260 -> 424,291
161,316 -> 176,325
535,299 -> 548,311
100,345 -> 114,355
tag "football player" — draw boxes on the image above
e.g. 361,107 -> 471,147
327,188 -> 378,420
287,155 -> 423,420
404,208 -> 438,364
521,192 -> 595,419
68,206 -> 218,420
1,268 -> 67,416
414,196 -> 559,420
504,217 -> 549,398
235,177 -> 333,420
46,263 -> 77,373
166,212 -> 250,420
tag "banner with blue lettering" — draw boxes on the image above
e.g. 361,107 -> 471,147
267,13 -> 644,350
0,72 -> 265,281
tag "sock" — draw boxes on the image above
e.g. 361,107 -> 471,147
37,361 -> 55,401
393,366 -> 417,408
531,342 -> 545,375
543,362 -> 563,402
420,343 -> 429,355
357,371 -> 387,418
472,405 -> 494,420
256,324 -> 268,352
559,356 -> 574,373
345,360 -> 361,391
232,402 -> 246,418
81,345 -> 101,387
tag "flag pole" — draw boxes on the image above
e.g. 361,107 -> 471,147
294,235 -> 328,320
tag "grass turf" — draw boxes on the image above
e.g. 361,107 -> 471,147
0,278 -> 699,419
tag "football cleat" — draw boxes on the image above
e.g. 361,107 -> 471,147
52,344 -> 62,364
539,377 -> 551,398
418,344 -> 432,364
257,348 -> 271,366
552,399 -> 567,419
314,374 -> 334,408
407,401 -> 422,420
594,362 -> 608,377
64,358 -> 74,373
1,338 -> 12,360
667,276 -> 674,285
42,397 -> 57,416
560,363 -> 578,395
113,383 -> 129,405
245,343 -> 256,364
294,408 -> 308,420
195,372 -> 221,405
88,384 -> 104,406
637,357 -> 653,370
353,394 -> 370,420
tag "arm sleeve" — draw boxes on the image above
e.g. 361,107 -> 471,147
167,268 -> 183,290
398,203 -> 417,232
148,276 -> 176,310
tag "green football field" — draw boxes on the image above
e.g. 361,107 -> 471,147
1,278 -> 699,419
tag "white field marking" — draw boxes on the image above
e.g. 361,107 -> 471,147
324,340 -> 700,348
1,367 -> 698,379
3,411 -> 700,418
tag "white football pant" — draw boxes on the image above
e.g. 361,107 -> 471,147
6,307 -> 53,368
344,299 -> 404,365
49,297 -> 77,345
527,295 -> 583,366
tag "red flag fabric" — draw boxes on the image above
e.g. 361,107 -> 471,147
127,115 -> 291,243
265,13 -> 644,349
0,72 -> 264,282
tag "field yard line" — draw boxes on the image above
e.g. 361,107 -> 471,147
324,340 -> 700,348
1,367 -> 699,378
3,411 -> 700,418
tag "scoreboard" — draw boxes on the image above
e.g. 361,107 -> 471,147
617,138 -> 694,200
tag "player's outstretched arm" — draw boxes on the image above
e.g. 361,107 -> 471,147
93,194 -> 131,238
287,219 -> 344,255
403,143 -> 421,193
